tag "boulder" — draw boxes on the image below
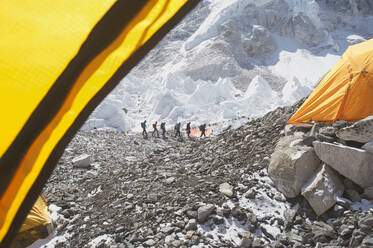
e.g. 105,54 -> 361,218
313,141 -> 373,188
302,165 -> 344,216
219,183 -> 234,198
71,154 -> 91,168
268,135 -> 321,198
336,116 -> 373,143
185,219 -> 197,231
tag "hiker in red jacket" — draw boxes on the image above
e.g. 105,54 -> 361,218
152,121 -> 160,137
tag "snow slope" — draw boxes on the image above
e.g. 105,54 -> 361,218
82,0 -> 373,133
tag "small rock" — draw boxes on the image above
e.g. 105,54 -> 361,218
161,226 -> 174,235
171,240 -> 182,247
186,210 -> 197,219
319,126 -> 336,136
186,231 -> 195,239
213,216 -> 224,225
219,182 -> 234,198
238,232 -> 252,248
252,237 -> 263,248
174,221 -> 185,229
165,177 -> 175,184
231,206 -> 246,221
185,219 -> 197,231
144,239 -> 156,246
197,204 -> 216,223
244,189 -> 256,199
72,154 -> 91,168
274,192 -> 286,202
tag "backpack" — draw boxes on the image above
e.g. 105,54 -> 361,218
141,122 -> 145,129
153,123 -> 156,129
199,125 -> 203,131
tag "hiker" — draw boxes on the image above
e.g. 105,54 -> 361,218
141,120 -> 147,137
186,122 -> 191,138
174,122 -> 181,138
199,123 -> 206,137
160,122 -> 166,137
152,121 -> 160,137
226,125 -> 232,132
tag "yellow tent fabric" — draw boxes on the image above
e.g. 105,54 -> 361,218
0,1 -> 200,246
288,38 -> 373,124
19,195 -> 51,233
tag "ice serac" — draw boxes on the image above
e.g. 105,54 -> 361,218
242,75 -> 281,115
313,141 -> 373,188
302,164 -> 344,216
282,77 -> 311,104
268,135 -> 321,198
83,98 -> 132,131
154,91 -> 182,119
246,25 -> 276,56
336,116 -> 373,143
281,12 -> 324,47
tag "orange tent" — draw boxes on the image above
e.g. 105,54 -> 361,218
288,38 -> 373,124
190,128 -> 213,137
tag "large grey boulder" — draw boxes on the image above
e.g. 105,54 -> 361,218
268,135 -> 321,198
336,116 -> 373,143
302,165 -> 344,216
313,141 -> 373,188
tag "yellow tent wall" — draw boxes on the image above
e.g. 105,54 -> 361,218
0,1 -> 200,247
288,38 -> 373,124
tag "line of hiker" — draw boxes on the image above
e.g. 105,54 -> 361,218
140,120 -> 207,139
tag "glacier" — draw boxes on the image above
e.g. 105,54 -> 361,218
82,0 -> 373,133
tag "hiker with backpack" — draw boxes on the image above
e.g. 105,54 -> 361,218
174,122 -> 181,138
152,121 -> 160,137
141,120 -> 147,137
199,123 -> 206,137
186,122 -> 191,138
160,122 -> 166,137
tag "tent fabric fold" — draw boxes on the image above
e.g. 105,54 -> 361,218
0,0 -> 201,246
288,38 -> 373,124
